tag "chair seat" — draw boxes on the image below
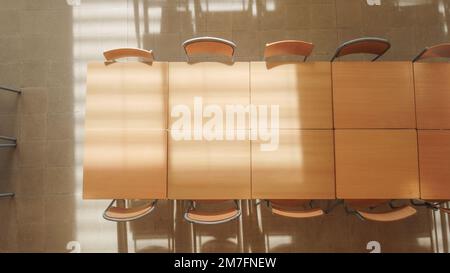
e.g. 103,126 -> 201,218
271,207 -> 324,218
357,205 -> 417,222
185,207 -> 241,224
103,202 -> 155,222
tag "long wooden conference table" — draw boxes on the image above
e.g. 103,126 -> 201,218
83,61 -> 450,201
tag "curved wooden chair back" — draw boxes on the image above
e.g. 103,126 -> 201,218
103,199 -> 156,222
184,200 -> 241,224
331,37 -> 391,62
413,43 -> 450,62
182,37 -> 236,60
357,205 -> 417,222
271,207 -> 324,218
267,199 -> 324,219
103,48 -> 154,62
264,40 -> 314,61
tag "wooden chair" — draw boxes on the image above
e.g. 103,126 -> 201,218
412,43 -> 450,62
184,200 -> 241,225
103,48 -> 154,62
263,200 -> 324,219
331,37 -> 391,62
103,199 -> 157,222
264,40 -> 314,62
345,200 -> 417,222
182,36 -> 236,61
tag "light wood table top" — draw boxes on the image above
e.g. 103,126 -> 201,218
83,61 -> 450,200
418,130 -> 450,200
251,62 -> 333,129
84,62 -> 168,130
167,62 -> 251,199
252,130 -> 335,199
83,129 -> 167,199
83,62 -> 168,199
169,62 -> 250,129
335,129 -> 420,199
332,62 -> 416,129
414,63 -> 450,129
168,134 -> 251,199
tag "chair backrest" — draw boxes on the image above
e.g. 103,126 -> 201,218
103,199 -> 156,222
412,43 -> 450,62
103,48 -> 154,62
268,199 -> 323,218
331,37 -> 391,62
184,200 -> 241,224
264,40 -> 314,61
184,208 -> 241,224
271,207 -> 324,218
357,205 -> 417,222
182,36 -> 236,59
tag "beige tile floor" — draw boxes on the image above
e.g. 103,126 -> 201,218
1,0 -> 450,253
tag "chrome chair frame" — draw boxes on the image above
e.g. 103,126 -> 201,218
0,86 -> 21,198
413,48 -> 430,63
0,136 -> 17,148
0,85 -> 22,94
410,199 -> 445,210
0,193 -> 14,198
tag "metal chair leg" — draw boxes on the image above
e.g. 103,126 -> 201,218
0,85 -> 21,94
0,136 -> 17,148
410,199 -> 439,210
343,203 -> 366,221
388,199 -> 401,209
0,144 -> 16,148
0,193 -> 15,198
325,199 -> 344,214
